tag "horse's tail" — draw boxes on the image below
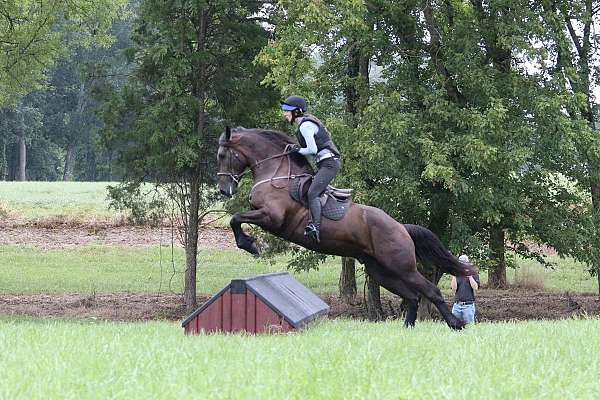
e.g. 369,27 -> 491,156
403,224 -> 478,276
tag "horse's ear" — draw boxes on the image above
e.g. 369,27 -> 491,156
225,126 -> 231,141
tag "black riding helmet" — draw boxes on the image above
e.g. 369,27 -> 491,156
281,95 -> 308,124
280,95 -> 308,113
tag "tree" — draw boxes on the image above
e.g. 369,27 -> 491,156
259,0 -> 594,309
0,0 -> 128,181
101,0 -> 277,311
536,0 -> 600,294
257,0 -> 390,314
0,103 -> 42,180
0,0 -> 128,106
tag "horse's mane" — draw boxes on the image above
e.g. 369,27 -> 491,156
223,127 -> 313,173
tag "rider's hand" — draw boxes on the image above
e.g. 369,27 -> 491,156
289,144 -> 301,153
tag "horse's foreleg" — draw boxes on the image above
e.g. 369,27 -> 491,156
230,209 -> 271,255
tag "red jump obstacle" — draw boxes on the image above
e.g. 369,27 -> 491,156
182,272 -> 329,334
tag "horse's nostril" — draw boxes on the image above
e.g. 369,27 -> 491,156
220,189 -> 230,197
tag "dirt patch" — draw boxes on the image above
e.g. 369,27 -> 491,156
1,289 -> 598,323
0,224 -> 236,250
326,289 -> 600,322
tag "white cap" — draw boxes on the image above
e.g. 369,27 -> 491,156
458,254 -> 469,263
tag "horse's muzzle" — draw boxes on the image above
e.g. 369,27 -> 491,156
220,188 -> 232,198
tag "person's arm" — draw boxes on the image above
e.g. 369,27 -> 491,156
451,276 -> 457,293
297,121 -> 319,156
468,275 -> 479,291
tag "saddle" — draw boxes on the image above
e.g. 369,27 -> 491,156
289,175 -> 353,221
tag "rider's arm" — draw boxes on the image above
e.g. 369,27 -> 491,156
298,121 -> 319,156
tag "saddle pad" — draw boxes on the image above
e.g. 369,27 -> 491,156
289,176 -> 351,221
322,196 -> 350,221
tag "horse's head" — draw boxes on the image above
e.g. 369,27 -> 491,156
217,126 -> 313,197
217,127 -> 250,197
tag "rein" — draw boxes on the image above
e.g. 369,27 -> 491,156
217,144 -> 307,197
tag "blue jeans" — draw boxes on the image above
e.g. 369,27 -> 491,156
452,302 -> 476,324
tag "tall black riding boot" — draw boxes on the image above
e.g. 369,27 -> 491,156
306,197 -> 322,243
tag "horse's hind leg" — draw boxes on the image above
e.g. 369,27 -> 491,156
364,258 -> 420,328
401,270 -> 464,330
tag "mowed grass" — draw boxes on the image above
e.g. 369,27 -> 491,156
1,243 -> 596,295
1,181 -> 597,294
0,181 -> 229,226
0,181 -> 117,219
0,317 -> 599,400
438,255 -> 598,293
0,245 -> 360,295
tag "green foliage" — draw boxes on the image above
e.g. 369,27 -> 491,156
0,0 -> 128,105
101,0 -> 276,181
107,182 -> 167,226
256,0 -> 597,282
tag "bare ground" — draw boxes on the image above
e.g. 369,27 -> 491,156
1,219 -> 599,323
1,290 -> 599,323
0,220 -> 236,250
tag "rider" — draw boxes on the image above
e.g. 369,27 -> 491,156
280,95 -> 341,243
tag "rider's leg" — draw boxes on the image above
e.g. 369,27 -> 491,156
306,157 -> 340,242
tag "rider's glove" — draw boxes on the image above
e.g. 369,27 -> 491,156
289,144 -> 301,153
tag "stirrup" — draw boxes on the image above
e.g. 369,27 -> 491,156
304,223 -> 321,243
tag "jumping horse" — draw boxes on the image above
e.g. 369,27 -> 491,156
217,127 -> 477,329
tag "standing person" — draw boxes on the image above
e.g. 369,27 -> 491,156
280,95 -> 341,244
451,254 -> 480,324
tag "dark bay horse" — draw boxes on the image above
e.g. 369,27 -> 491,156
217,127 -> 477,329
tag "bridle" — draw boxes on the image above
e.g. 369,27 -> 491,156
216,147 -> 247,186
217,143 -> 306,195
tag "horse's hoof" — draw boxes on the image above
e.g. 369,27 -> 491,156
450,320 -> 465,330
237,237 -> 260,256
249,242 -> 260,256
404,321 -> 415,329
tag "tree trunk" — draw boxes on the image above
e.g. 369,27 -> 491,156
416,267 -> 443,320
184,178 -> 201,311
339,257 -> 357,304
1,140 -> 6,181
339,41 -> 370,300
17,133 -> 26,181
365,273 -> 384,321
63,81 -> 85,182
488,224 -> 507,288
183,5 -> 210,312
63,143 -> 74,181
590,180 -> 600,297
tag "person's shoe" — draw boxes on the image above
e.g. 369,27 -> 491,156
304,223 -> 320,243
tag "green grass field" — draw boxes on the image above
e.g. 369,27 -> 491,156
2,182 -> 600,399
0,245 -> 359,295
0,181 -> 118,219
1,244 -> 596,295
1,317 -> 599,399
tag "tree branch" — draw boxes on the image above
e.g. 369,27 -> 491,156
564,16 -> 583,56
423,0 -> 466,106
